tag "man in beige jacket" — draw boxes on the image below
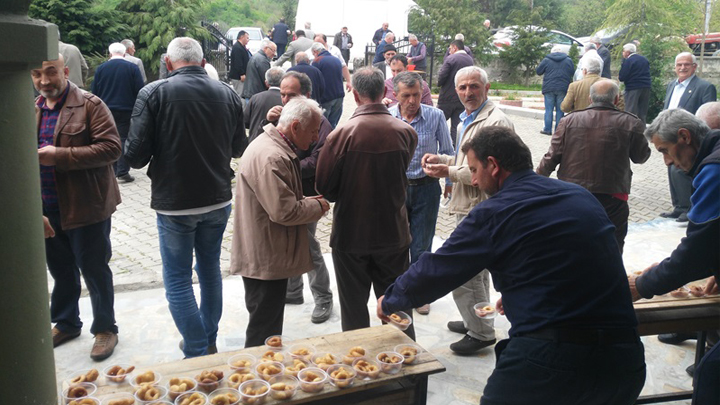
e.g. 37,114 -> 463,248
423,66 -> 514,354
561,56 -> 603,113
231,98 -> 330,347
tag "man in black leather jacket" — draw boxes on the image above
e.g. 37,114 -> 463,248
125,37 -> 247,358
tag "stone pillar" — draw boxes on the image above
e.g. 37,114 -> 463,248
0,2 -> 61,404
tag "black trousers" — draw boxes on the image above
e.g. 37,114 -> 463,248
340,49 -> 350,64
111,110 -> 131,177
45,209 -> 117,335
624,87 -> 651,123
332,248 -> 415,340
668,165 -> 693,212
438,103 -> 464,147
242,276 -> 288,347
592,193 -> 629,254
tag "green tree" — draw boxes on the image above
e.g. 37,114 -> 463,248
201,0 -> 272,30
561,0 -> 608,36
409,0 -> 493,64
118,0 -> 210,74
498,8 -> 552,84
602,0 -> 698,120
280,0 -> 297,30
29,0 -> 128,55
490,0 -> 567,29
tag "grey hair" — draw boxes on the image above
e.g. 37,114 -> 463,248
584,42 -> 597,51
265,67 -> 285,87
455,33 -> 465,41
551,45 -> 564,54
584,56 -> 603,74
590,36 -> 601,44
385,32 -> 395,41
675,51 -> 697,64
408,34 -> 418,41
623,43 -> 636,53
454,66 -> 487,87
351,67 -> 386,101
283,71 -> 313,97
260,39 -> 273,50
310,42 -> 326,54
120,39 -> 134,50
277,97 -> 323,129
696,101 -> 720,129
295,52 -> 310,64
392,71 -> 422,93
167,37 -> 203,64
589,80 -> 619,104
645,108 -> 710,143
108,42 -> 126,55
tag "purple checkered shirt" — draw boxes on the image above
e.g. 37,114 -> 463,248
37,85 -> 70,211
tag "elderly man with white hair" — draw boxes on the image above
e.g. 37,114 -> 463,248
619,43 -> 651,122
92,42 -> 144,183
423,66 -> 514,354
406,34 -> 427,74
120,39 -> 146,83
232,97 -> 330,347
536,45 -> 574,135
561,56 -> 604,113
242,39 -> 277,102
311,41 -> 345,127
574,42 -> 603,81
125,37 -> 247,358
591,36 -> 612,78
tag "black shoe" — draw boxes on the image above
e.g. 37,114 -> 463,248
179,339 -> 217,355
117,174 -> 135,183
447,321 -> 468,334
676,212 -> 689,223
540,130 -> 552,135
686,363 -> 696,377
659,209 -> 683,219
450,335 -> 497,354
285,296 -> 304,305
311,302 -> 333,324
658,332 -> 697,345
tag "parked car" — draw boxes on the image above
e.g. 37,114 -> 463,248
493,27 -> 586,55
223,27 -> 265,54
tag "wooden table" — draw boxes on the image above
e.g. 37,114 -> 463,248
94,325 -> 445,405
633,295 -> 720,404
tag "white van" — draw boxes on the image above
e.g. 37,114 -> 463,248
224,27 -> 265,54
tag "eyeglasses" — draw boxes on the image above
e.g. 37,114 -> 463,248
675,63 -> 696,67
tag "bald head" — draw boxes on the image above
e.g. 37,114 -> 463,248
696,101 -> 720,129
590,79 -> 619,106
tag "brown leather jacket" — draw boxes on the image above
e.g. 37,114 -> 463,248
36,82 -> 121,230
537,103 -> 651,194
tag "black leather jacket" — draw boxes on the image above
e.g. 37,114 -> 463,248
125,65 -> 247,210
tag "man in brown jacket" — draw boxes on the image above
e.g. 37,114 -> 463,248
561,56 -> 603,113
316,67 -> 418,339
33,55 -> 122,360
538,80 -> 651,252
423,66 -> 513,354
231,98 -> 330,347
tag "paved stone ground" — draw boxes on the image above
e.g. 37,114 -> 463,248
92,96 -> 672,293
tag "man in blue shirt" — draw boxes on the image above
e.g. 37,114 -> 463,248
389,72 -> 453,315
379,126 -> 645,404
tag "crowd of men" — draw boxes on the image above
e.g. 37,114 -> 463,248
36,22 -> 718,405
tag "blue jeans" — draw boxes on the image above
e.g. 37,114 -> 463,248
322,97 -> 344,128
543,91 -> 566,133
157,205 -> 231,358
406,179 -> 441,264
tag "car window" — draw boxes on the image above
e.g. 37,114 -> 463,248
548,33 -> 572,45
248,30 -> 262,40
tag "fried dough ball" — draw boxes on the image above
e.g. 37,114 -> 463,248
228,372 -> 256,389
107,399 -> 133,405
66,385 -> 89,398
177,392 -> 206,405
378,353 -> 402,364
106,365 -> 135,382
353,359 -> 380,378
266,336 -> 282,347
71,369 -> 99,384
261,350 -> 284,362
211,393 -> 239,405
134,371 -> 157,385
398,346 -> 418,364
270,382 -> 296,400
68,399 -> 97,405
135,384 -> 162,400
389,313 -> 410,324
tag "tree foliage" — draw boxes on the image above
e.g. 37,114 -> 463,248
498,8 -> 552,84
29,0 -> 128,55
490,0 -> 567,30
200,0 -> 272,30
118,0 -> 210,74
409,0 -> 493,64
561,0 -> 608,36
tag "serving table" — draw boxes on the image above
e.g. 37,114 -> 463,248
94,325 -> 445,405
634,294 -> 720,404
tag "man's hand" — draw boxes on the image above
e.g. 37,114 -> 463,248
267,105 -> 283,122
423,163 -> 449,178
495,297 -> 504,315
444,185 -> 453,199
704,276 -> 718,295
38,145 -> 57,166
240,74 -> 246,82
628,276 -> 643,302
376,295 -> 391,323
43,216 -> 55,238
345,82 -> 353,93
310,195 -> 330,213
381,97 -> 393,106
421,153 -> 440,166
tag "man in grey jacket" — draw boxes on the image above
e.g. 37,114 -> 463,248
274,30 -> 313,67
242,39 -> 277,102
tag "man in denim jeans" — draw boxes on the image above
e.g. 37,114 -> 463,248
536,45 -> 574,135
126,37 -> 247,358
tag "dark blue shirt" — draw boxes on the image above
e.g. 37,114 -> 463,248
382,170 -> 638,336
92,58 -> 144,111
619,53 -> 651,90
288,62 -> 325,103
311,50 -> 344,103
272,22 -> 290,44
